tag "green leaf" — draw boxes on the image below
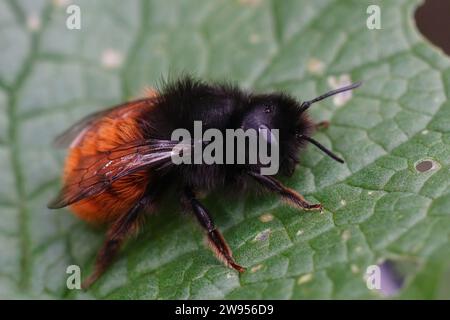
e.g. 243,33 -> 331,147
0,0 -> 449,299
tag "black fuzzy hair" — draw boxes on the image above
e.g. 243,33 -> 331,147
140,76 -> 313,192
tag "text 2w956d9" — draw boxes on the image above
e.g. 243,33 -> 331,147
219,304 -> 274,315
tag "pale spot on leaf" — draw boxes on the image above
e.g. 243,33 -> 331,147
307,57 -> 325,75
27,13 -> 41,31
249,33 -> 261,44
351,264 -> 360,274
297,273 -> 313,285
52,0 -> 71,7
341,229 -> 351,241
259,213 -> 274,223
101,49 -> 123,69
251,264 -> 263,273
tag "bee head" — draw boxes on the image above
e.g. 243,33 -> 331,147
240,82 -> 361,173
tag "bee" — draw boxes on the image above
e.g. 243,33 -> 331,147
48,76 -> 361,288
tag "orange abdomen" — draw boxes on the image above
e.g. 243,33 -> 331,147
63,103 -> 152,224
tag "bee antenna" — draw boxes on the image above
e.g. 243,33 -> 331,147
299,81 -> 362,113
298,135 -> 344,163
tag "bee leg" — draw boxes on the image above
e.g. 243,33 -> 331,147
82,197 -> 150,289
315,120 -> 329,130
182,188 -> 245,273
248,171 -> 322,211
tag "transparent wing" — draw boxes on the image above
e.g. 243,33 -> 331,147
48,139 -> 185,209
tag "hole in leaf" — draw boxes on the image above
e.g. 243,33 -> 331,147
378,260 -> 405,297
415,0 -> 450,56
415,159 -> 438,172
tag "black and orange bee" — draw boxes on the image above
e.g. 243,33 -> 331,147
48,76 -> 360,288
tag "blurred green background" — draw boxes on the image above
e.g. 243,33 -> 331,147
0,0 -> 449,299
